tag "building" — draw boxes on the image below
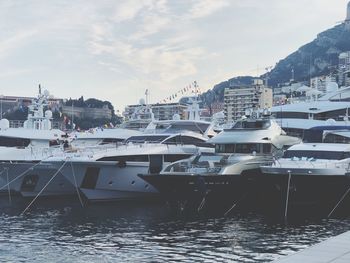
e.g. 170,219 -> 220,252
346,1 -> 350,29
338,51 -> 350,87
0,94 -> 61,117
124,103 -> 187,121
224,79 -> 273,122
310,75 -> 337,93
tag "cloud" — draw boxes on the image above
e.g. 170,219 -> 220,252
113,0 -> 145,22
0,30 -> 37,59
129,14 -> 171,40
188,0 -> 229,19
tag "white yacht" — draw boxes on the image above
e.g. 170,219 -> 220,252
139,110 -> 301,212
43,118 -> 216,202
70,127 -> 141,148
260,143 -> 350,216
0,89 -> 76,197
271,86 -> 350,137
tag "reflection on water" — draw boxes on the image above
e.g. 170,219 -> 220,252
0,196 -> 349,262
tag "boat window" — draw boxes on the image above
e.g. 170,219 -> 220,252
235,143 -> 261,153
125,135 -> 168,144
215,144 -> 235,153
155,122 -> 210,134
163,135 -> 206,146
97,155 -> 149,162
324,134 -> 350,144
0,136 -> 30,148
215,143 -> 272,154
274,112 -> 309,119
262,144 -> 272,153
120,121 -> 150,130
164,154 -> 192,162
49,140 -> 60,146
100,138 -> 125,144
232,120 -> 271,130
283,150 -> 350,160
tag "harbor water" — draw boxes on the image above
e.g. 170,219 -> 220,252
0,196 -> 349,262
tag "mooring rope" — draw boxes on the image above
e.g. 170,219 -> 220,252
21,161 -> 67,215
284,171 -> 292,222
70,161 -> 84,207
5,168 -> 11,205
224,192 -> 249,217
328,183 -> 350,218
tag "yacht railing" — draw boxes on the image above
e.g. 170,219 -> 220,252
273,158 -> 350,170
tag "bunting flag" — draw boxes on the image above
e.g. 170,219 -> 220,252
157,81 -> 202,104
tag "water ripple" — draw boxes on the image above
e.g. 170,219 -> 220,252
0,197 -> 349,262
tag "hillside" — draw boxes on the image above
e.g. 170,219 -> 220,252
201,23 -> 350,107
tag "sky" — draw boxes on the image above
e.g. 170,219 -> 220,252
0,0 -> 348,111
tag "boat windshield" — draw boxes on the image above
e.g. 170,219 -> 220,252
125,135 -> 169,143
283,150 -> 350,160
232,120 -> 271,130
120,121 -> 150,130
0,136 -> 30,148
215,143 -> 272,154
154,122 -> 210,134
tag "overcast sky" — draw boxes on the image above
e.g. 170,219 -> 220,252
0,0 -> 348,110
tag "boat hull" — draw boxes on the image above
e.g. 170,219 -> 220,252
58,161 -> 159,202
139,169 -> 262,213
0,162 -> 76,197
261,171 -> 350,217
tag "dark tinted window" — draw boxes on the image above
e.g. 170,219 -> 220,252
275,112 -> 309,119
125,135 -> 168,143
49,140 -> 60,146
233,120 -> 271,129
157,122 -> 210,134
163,135 -> 206,146
101,138 -> 125,144
98,155 -> 149,162
164,154 -> 192,162
0,136 -> 30,147
215,143 -> 272,154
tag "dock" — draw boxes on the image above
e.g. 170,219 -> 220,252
273,230 -> 350,263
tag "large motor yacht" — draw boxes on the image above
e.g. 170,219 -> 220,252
139,110 -> 301,212
42,118 -> 216,202
260,142 -> 350,217
271,86 -> 350,138
0,89 -> 76,197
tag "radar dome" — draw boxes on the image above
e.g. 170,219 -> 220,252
0,119 -> 10,130
139,98 -> 146,105
213,111 -> 225,120
172,114 -> 181,120
326,118 -> 337,125
45,110 -> 53,118
326,82 -> 338,93
43,90 -> 50,97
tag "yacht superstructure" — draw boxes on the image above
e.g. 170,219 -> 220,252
271,86 -> 350,137
43,119 -> 216,202
140,110 -> 300,212
0,89 -> 75,197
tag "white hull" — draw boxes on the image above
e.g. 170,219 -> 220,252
58,161 -> 159,202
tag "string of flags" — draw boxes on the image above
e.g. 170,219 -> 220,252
157,81 -> 202,104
